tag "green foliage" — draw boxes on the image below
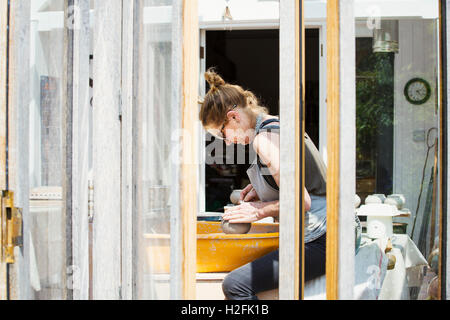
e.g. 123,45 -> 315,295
356,48 -> 394,165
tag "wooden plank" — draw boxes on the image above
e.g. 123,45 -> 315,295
170,0 -> 183,299
198,28 -> 206,215
300,0 -> 305,300
181,0 -> 199,300
0,0 -> 7,301
326,0 -> 356,300
92,0 -> 122,299
326,0 -> 340,300
337,0 -> 356,300
0,0 -> 6,187
71,0 -> 91,300
439,0 -> 449,301
446,0 -> 450,301
318,23 -> 328,162
279,0 -> 301,300
61,0 -> 73,301
133,0 -> 145,300
120,0 -> 135,301
7,0 -> 31,300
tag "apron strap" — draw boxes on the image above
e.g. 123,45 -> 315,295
257,119 -> 280,134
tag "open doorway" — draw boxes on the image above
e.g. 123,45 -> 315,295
204,29 -> 320,212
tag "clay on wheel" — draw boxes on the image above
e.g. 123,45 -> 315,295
221,219 -> 251,234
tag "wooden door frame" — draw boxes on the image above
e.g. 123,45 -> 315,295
91,0 -> 123,300
440,0 -> 448,301
326,0 -> 356,300
70,0 -> 92,300
4,0 -> 32,300
0,0 -> 8,300
279,0 -> 303,300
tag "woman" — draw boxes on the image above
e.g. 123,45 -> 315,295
199,69 -> 327,300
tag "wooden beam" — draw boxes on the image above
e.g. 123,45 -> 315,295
326,0 -> 356,300
279,0 -> 302,300
181,0 -> 198,300
300,0 -> 305,300
92,0 -> 122,299
62,0 -> 73,301
169,0 -> 183,299
440,0 -> 449,301
0,0 -> 8,301
6,0 -> 31,300
120,0 -> 135,301
337,0 -> 356,300
71,0 -> 91,300
326,0 -> 340,300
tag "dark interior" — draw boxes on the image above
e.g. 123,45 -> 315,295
205,29 -> 320,212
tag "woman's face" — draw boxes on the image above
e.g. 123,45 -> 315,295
208,109 -> 255,146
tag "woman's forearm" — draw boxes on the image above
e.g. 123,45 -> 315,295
304,188 -> 311,212
256,188 -> 311,220
255,200 -> 279,220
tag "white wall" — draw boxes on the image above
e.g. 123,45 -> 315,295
392,19 -> 439,243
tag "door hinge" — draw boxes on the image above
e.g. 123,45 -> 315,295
321,44 -> 323,57
200,46 -> 205,59
1,190 -> 23,264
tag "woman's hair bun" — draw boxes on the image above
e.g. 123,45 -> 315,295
205,68 -> 225,90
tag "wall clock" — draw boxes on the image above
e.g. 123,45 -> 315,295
404,78 -> 431,105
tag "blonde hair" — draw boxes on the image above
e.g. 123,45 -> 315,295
199,68 -> 268,129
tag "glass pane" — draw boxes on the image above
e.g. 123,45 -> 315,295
28,0 -> 67,299
354,0 -> 441,300
135,0 -> 175,300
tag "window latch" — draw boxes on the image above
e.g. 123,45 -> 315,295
1,190 -> 23,264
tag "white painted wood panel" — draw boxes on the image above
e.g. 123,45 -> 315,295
0,0 -> 8,300
338,0 -> 356,300
71,0 -> 91,300
279,0 -> 300,300
169,0 -> 183,299
120,0 -> 135,301
92,0 -> 122,299
7,0 -> 31,300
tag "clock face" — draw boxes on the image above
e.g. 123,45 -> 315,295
404,78 -> 431,105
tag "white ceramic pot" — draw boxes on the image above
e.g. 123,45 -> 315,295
367,215 -> 393,239
365,195 -> 382,205
355,194 -> 361,208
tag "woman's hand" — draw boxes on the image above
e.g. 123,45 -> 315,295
222,202 -> 262,223
240,184 -> 260,202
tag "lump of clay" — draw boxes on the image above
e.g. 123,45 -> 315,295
221,219 -> 251,234
229,189 -> 242,205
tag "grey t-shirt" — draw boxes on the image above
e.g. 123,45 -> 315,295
305,133 -> 327,196
254,118 -> 327,242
